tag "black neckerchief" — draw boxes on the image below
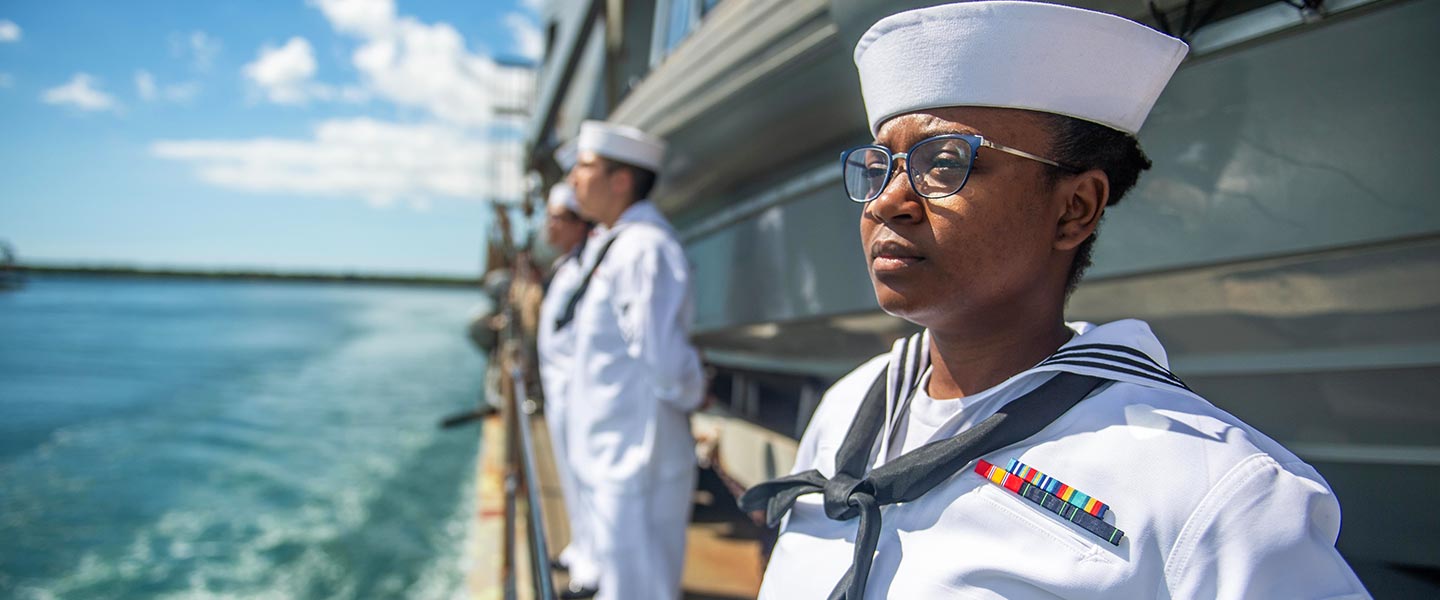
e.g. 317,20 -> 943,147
739,334 -> 1107,599
553,231 -> 621,331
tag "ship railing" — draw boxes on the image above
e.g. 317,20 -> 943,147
507,362 -> 557,600
493,246 -> 557,600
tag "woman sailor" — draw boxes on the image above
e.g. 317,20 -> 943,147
742,2 -> 1369,598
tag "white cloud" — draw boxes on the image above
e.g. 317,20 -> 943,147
189,31 -> 221,71
136,69 -> 201,103
521,0 -> 544,12
505,13 -> 543,61
0,20 -> 20,43
243,37 -> 319,104
135,70 -> 158,100
308,0 -> 534,127
169,30 -> 222,71
311,0 -> 395,38
42,73 -> 119,112
176,1 -> 535,210
242,36 -> 370,106
151,118 -> 526,208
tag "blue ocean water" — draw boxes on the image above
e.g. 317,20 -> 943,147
0,275 -> 491,599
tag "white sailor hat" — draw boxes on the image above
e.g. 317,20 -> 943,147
854,1 -> 1189,136
547,182 -> 579,213
553,139 -> 578,172
573,120 -> 666,173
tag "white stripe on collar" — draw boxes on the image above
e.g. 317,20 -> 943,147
880,320 -> 1194,434
879,330 -> 930,461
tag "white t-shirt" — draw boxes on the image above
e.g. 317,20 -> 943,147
885,369 -> 1049,461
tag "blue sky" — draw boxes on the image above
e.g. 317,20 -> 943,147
0,0 -> 542,277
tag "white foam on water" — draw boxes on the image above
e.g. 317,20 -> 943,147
1,280 -> 488,599
407,463 -> 480,600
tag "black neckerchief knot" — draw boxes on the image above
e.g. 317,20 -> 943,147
823,473 -> 872,520
739,335 -> 1106,600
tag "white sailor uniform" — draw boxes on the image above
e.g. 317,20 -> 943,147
537,238 -> 600,587
567,200 -> 705,600
757,320 -> 1370,599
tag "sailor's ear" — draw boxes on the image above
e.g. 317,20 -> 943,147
607,165 -> 635,200
1054,168 -> 1108,251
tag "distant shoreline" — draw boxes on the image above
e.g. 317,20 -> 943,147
11,264 -> 479,288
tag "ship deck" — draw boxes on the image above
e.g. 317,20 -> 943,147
467,410 -> 766,599
531,419 -> 766,600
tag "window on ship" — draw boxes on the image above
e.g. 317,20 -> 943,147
650,0 -> 724,66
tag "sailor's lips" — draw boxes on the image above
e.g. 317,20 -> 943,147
869,240 -> 925,273
872,255 -> 923,272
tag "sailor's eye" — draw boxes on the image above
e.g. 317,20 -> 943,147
930,156 -> 966,170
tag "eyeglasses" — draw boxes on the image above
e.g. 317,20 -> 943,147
839,134 -> 1079,203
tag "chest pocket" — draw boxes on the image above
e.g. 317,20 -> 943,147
874,478 -> 1124,598
813,443 -> 1114,559
970,483 -> 1111,559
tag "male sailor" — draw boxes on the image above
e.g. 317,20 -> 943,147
535,182 -> 600,595
743,2 -> 1370,598
563,120 -> 705,600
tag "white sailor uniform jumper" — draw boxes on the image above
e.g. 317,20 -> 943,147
747,320 -> 1370,599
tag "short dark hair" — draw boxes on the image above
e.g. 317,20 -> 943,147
1043,114 -> 1153,295
601,158 -> 658,202
558,209 -> 596,229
